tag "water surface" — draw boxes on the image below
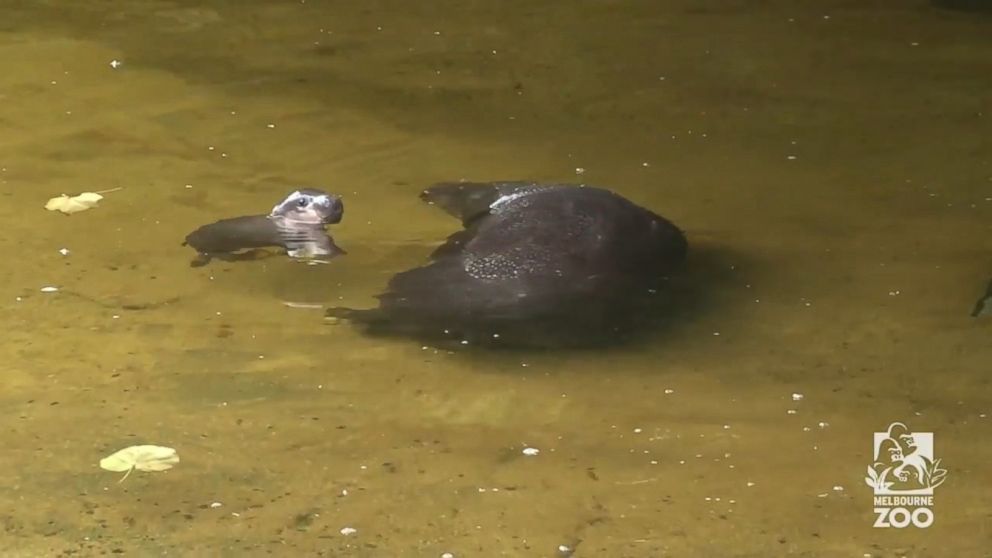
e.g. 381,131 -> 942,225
1,1 -> 990,556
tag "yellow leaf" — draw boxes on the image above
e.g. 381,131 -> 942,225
99,445 -> 180,482
45,192 -> 104,214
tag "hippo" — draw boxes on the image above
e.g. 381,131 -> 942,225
182,188 -> 345,266
325,181 -> 688,348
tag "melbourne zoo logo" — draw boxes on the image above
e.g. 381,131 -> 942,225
865,422 -> 947,528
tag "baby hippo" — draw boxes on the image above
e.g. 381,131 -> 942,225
183,188 -> 345,266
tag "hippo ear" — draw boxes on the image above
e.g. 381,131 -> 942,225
420,182 -> 503,224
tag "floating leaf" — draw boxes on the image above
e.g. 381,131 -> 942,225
99,445 -> 180,482
45,187 -> 122,215
45,192 -> 104,214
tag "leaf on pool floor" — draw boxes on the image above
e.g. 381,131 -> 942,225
99,445 -> 180,482
45,192 -> 104,214
45,187 -> 123,215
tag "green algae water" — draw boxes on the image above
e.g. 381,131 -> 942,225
0,1 -> 990,556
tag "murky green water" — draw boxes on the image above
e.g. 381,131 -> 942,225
1,1 -> 990,556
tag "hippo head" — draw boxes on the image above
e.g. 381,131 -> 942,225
270,188 -> 344,226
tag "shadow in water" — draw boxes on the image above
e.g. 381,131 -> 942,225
932,0 -> 992,12
187,248 -> 278,268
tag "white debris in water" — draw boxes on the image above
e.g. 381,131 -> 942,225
209,502 -> 223,508
664,389 -> 675,394
522,447 -> 540,456
267,123 -> 276,128
441,553 -> 455,558
787,409 -> 797,415
633,428 -> 642,433
339,527 -> 357,536
746,481 -> 755,487
574,167 -> 585,175
833,485 -> 844,491
818,421 -> 829,429
283,301 -> 324,309
888,290 -> 901,296
58,248 -> 69,256
40,286 -> 59,293
792,393 -> 804,401
109,59 -> 122,69
558,544 -> 573,555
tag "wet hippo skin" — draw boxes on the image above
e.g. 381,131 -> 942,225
183,189 -> 345,266
326,181 -> 688,348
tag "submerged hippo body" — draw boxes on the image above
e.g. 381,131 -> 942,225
183,189 -> 345,266
327,181 -> 687,347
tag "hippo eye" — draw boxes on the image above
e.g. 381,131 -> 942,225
297,197 -> 310,207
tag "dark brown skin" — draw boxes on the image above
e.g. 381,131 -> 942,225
326,181 -> 688,348
183,215 -> 285,254
182,189 -> 345,267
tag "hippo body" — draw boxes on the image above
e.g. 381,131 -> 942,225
183,189 -> 345,266
184,215 -> 287,254
327,181 -> 687,347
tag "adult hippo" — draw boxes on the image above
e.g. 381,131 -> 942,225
326,181 -> 688,348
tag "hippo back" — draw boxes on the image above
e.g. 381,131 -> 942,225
331,182 -> 687,347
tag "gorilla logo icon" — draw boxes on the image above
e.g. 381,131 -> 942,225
866,422 -> 947,495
